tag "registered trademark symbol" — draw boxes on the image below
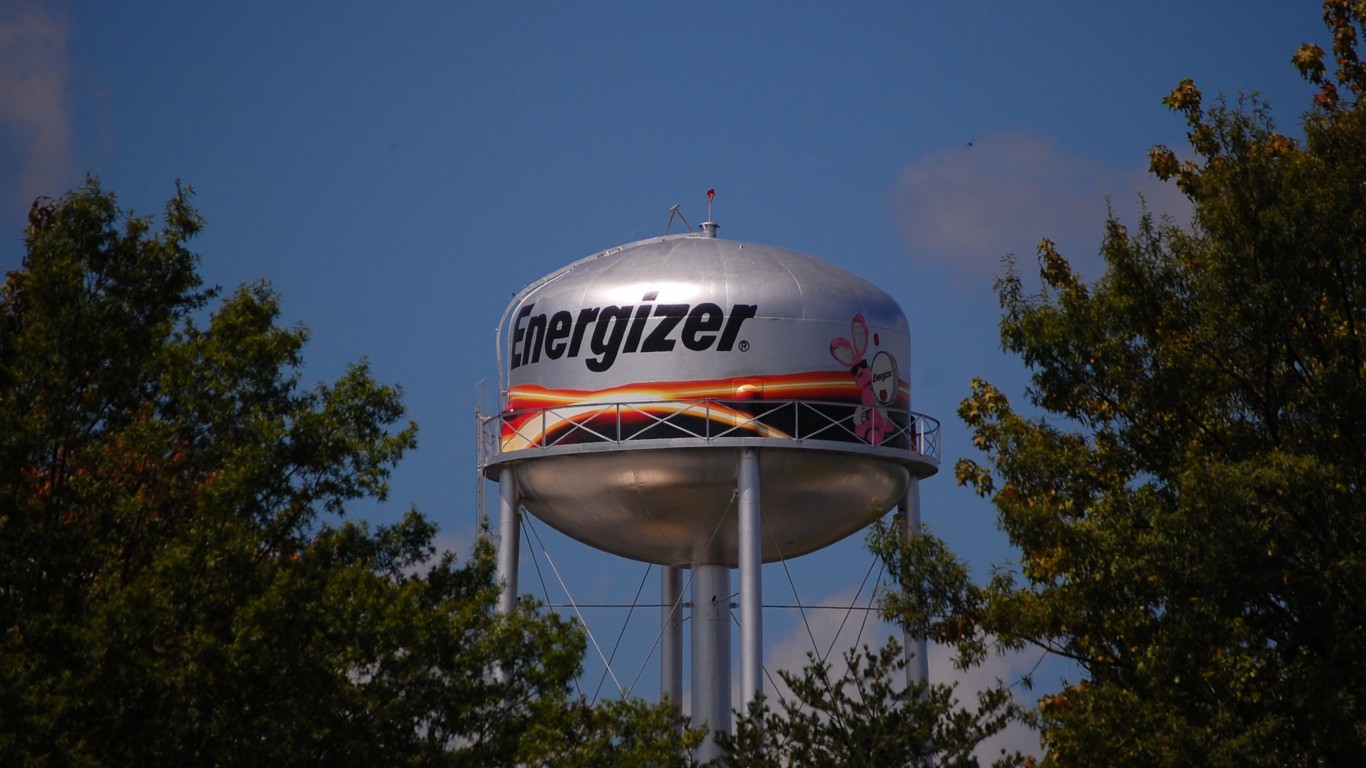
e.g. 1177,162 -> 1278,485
738,339 -> 750,352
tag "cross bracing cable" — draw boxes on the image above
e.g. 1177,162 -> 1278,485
591,562 -> 653,703
522,513 -> 627,698
519,511 -> 584,699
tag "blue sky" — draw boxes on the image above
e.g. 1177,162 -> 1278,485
1,0 -> 1330,756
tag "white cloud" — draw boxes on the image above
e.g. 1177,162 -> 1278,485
893,132 -> 1191,283
0,2 -> 74,211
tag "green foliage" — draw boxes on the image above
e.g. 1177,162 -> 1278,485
0,180 -> 693,766
518,696 -> 703,767
869,517 -> 992,671
716,515 -> 1037,765
720,638 -> 1027,768
956,4 -> 1366,764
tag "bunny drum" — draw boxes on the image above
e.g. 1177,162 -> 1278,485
483,232 -> 939,566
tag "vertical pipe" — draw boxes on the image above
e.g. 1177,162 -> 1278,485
661,565 -> 684,709
691,563 -> 731,763
738,447 -> 763,710
497,467 -> 521,616
901,477 -> 929,687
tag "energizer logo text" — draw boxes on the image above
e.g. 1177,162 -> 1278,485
510,294 -> 758,373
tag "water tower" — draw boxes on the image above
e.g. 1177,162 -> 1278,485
479,214 -> 938,759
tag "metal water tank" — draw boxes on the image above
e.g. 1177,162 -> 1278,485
482,230 -> 938,566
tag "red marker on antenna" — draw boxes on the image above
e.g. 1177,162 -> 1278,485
706,188 -> 715,222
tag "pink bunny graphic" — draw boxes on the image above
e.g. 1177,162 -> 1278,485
829,313 -> 894,445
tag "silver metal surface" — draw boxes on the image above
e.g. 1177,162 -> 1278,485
499,234 -> 911,406
496,467 -> 520,615
482,398 -> 938,565
487,234 -> 936,565
691,564 -> 731,762
502,445 -> 910,566
738,447 -> 762,710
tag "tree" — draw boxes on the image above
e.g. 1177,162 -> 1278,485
719,636 -> 1028,768
953,3 -> 1366,764
0,180 -> 695,766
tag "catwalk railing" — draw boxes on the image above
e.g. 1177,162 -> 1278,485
479,398 -> 940,466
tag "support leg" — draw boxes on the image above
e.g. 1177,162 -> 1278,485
738,447 -> 763,710
691,563 -> 731,763
496,467 -> 520,616
661,565 -> 684,710
901,478 -> 929,687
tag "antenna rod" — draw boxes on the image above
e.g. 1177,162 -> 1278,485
666,204 -> 692,235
